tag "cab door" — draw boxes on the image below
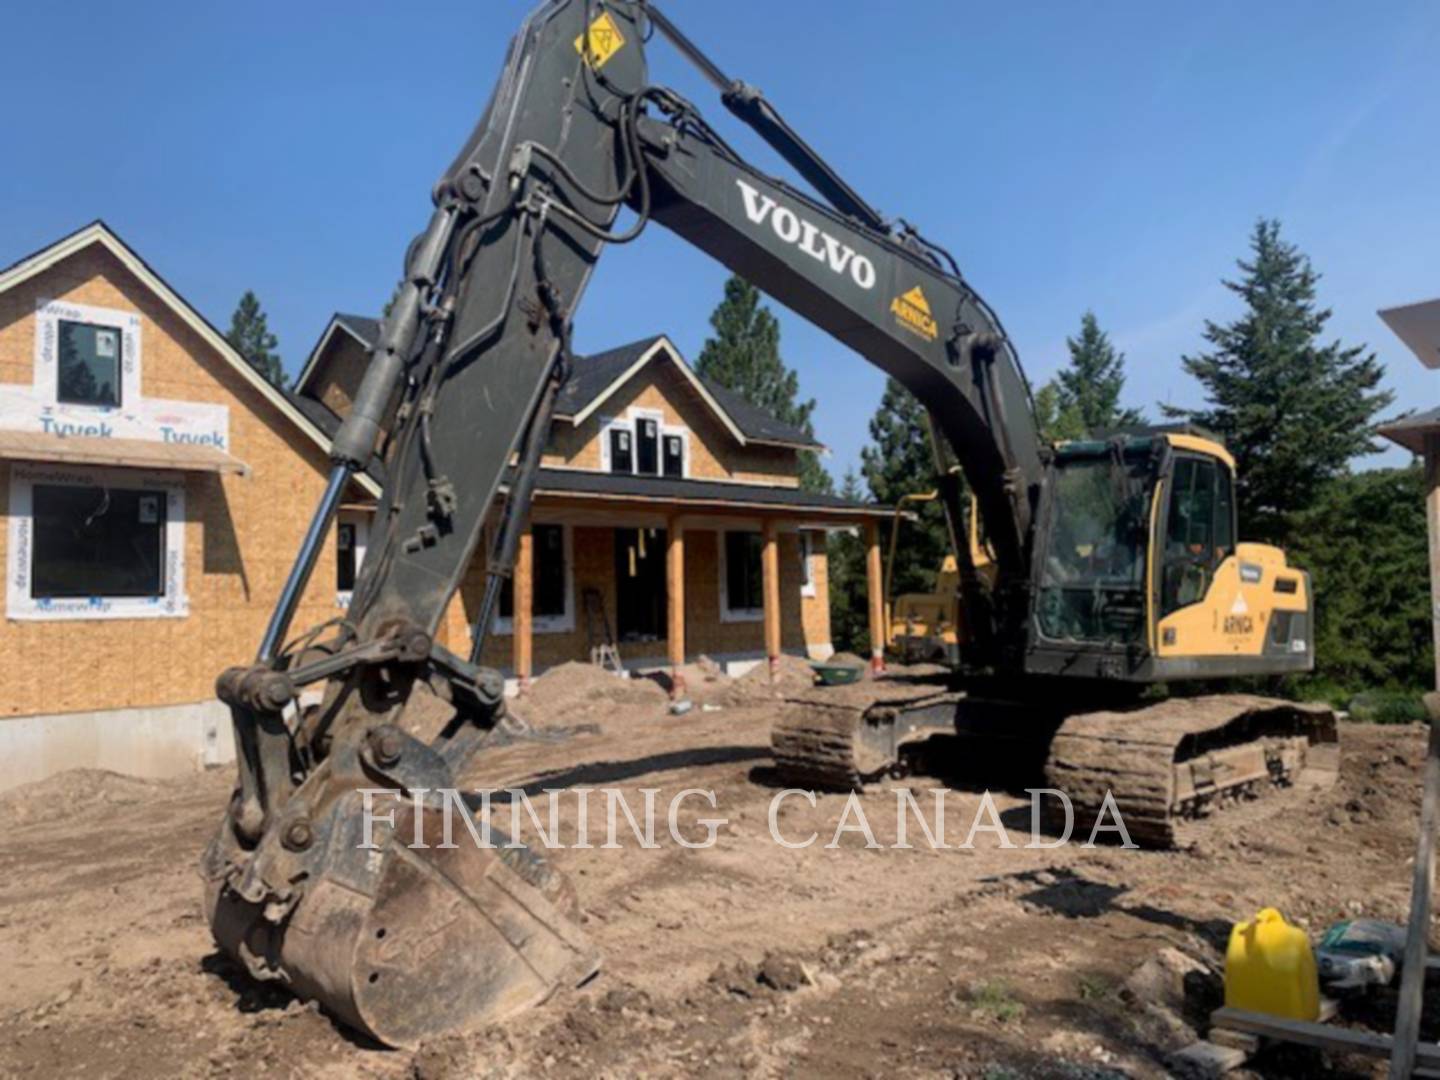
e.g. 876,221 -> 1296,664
1153,453 -> 1264,660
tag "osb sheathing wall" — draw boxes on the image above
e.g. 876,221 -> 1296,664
0,245 -> 346,718
544,360 -> 801,488
437,522 -> 830,670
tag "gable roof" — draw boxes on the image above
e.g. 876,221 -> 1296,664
0,221 -> 380,497
294,312 -> 381,394
300,319 -> 823,452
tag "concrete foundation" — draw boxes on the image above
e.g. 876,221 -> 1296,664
0,698 -> 235,793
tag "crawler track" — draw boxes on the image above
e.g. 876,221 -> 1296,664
771,685 -> 1341,849
770,681 -> 961,790
1044,695 -> 1341,848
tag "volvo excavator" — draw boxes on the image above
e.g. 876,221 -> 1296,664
202,0 -> 1339,1048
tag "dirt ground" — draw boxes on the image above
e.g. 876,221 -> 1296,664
0,659 -> 1434,1079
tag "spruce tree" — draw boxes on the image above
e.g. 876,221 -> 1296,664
1166,220 -> 1392,543
860,378 -> 950,596
1055,311 -> 1143,435
225,290 -> 286,388
696,276 -> 831,492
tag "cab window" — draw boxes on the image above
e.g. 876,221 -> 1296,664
1160,456 -> 1235,615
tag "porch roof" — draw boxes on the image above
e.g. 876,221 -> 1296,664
0,429 -> 249,475
511,466 -> 891,518
1379,407 -> 1440,456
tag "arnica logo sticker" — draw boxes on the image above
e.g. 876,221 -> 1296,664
891,286 -> 938,341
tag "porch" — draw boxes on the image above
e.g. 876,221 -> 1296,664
436,474 -> 891,695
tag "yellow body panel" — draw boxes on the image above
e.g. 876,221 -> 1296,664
1155,543 -> 1309,661
1224,908 -> 1319,1021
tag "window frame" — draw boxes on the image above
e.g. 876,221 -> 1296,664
335,512 -> 370,608
6,462 -> 187,621
718,529 -> 765,623
56,319 -> 124,408
493,521 -> 575,635
662,431 -> 686,479
607,426 -> 634,474
635,413 -> 660,475
33,299 -> 141,409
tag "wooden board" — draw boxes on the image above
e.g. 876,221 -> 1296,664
1211,1007 -> 1440,1069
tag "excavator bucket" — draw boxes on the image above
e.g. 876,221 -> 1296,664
203,790 -> 598,1049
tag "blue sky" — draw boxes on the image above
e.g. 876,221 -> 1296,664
4,1 -> 1434,479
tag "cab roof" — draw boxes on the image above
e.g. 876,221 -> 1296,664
1054,424 -> 1235,471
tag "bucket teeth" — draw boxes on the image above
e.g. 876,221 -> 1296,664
203,790 -> 597,1048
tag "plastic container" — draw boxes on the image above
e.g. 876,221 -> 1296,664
1224,907 -> 1320,1020
810,662 -> 863,686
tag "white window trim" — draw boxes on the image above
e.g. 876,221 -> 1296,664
6,462 -> 187,621
493,521 -> 575,635
335,511 -> 370,609
799,531 -> 817,598
717,528 -> 765,623
598,406 -> 690,479
35,298 -> 142,409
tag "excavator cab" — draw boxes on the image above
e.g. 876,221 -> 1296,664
1028,429 -> 1314,682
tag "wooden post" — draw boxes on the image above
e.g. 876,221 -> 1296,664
865,520 -> 886,675
1429,434 -> 1440,687
762,519 -> 781,680
1389,433 -> 1440,1080
666,516 -> 686,699
513,526 -> 533,693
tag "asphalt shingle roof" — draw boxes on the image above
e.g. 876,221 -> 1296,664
511,465 -> 885,515
333,313 -> 381,345
1379,407 -> 1440,455
309,319 -> 821,450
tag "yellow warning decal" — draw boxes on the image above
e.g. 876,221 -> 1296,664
575,10 -> 626,69
890,286 -> 938,341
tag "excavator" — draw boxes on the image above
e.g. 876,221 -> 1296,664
202,0 -> 1339,1049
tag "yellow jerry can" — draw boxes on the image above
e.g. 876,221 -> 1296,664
1224,907 -> 1320,1020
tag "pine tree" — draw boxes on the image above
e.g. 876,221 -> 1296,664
696,276 -> 831,492
1166,220 -> 1392,544
1033,380 -> 1086,443
225,290 -> 286,388
1055,311 -> 1144,435
1287,466 -> 1431,695
826,470 -> 872,653
860,378 -> 950,597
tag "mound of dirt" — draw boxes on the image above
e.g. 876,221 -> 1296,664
514,661 -> 668,725
714,654 -> 819,706
1326,726 -> 1425,829
0,768 -> 169,828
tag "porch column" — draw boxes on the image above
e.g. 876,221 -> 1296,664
666,516 -> 686,699
762,518 -> 782,679
513,526 -> 533,692
1429,433 -> 1440,687
865,519 -> 886,675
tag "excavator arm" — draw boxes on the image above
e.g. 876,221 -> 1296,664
203,0 -> 1047,1047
